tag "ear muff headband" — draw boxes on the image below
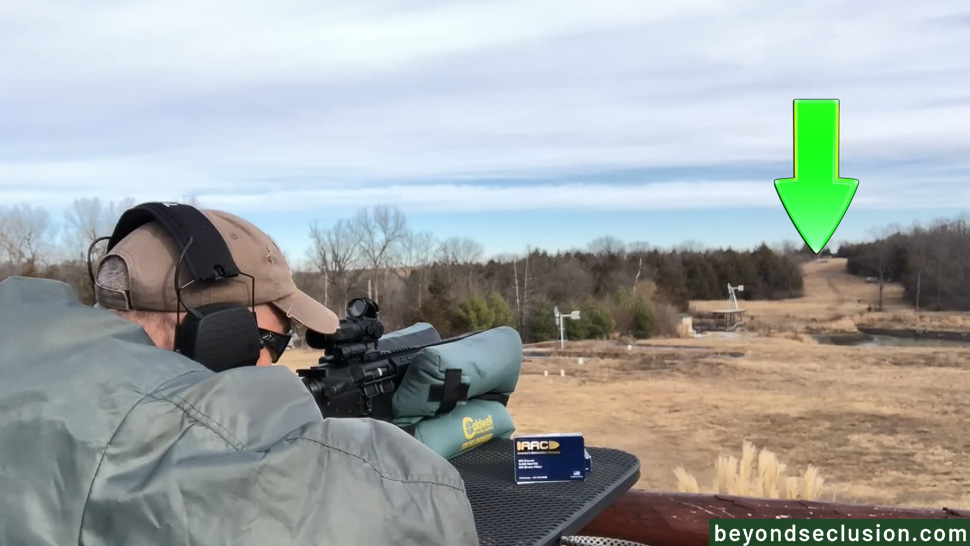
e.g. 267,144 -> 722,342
107,202 -> 241,281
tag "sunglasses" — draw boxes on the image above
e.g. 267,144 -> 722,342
259,328 -> 292,363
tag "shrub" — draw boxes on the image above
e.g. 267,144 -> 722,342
454,291 -> 517,332
487,292 -> 516,327
582,300 -> 615,339
628,296 -> 657,339
454,293 -> 493,331
653,302 -> 682,337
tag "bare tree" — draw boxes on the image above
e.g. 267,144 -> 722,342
588,235 -> 626,257
675,239 -> 705,253
905,226 -> 929,313
399,230 -> 437,306
62,197 -> 136,262
628,241 -> 650,296
633,255 -> 644,296
627,241 -> 652,254
522,249 -> 535,331
436,236 -> 484,287
308,219 -> 366,312
179,195 -> 206,208
858,226 -> 902,311
949,216 -> 970,310
510,247 -> 536,331
773,240 -> 800,257
512,257 -> 521,328
353,205 -> 408,305
0,203 -> 55,273
437,236 -> 484,265
543,255 -> 594,304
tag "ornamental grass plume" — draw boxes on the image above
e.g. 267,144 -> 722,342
674,441 -> 825,500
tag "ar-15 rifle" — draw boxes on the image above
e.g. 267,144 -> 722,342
296,297 -> 475,420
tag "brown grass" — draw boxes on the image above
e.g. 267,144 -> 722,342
277,258 -> 970,510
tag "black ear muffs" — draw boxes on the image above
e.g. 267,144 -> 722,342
177,303 -> 261,372
107,202 -> 262,372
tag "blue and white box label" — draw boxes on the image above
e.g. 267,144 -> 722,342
513,433 -> 587,484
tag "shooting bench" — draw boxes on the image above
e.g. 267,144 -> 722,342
451,438 -> 641,546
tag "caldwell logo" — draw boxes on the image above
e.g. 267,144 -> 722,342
516,440 -> 560,451
460,415 -> 495,452
462,415 -> 495,440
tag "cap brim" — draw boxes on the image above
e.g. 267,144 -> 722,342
271,289 -> 340,334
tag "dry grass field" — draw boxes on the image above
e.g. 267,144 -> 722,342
278,258 -> 970,510
691,258 -> 970,334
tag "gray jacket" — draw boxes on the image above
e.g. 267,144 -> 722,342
0,277 -> 480,545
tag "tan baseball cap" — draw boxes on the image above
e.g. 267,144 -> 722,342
94,209 -> 340,334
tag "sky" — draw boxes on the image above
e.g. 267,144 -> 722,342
3,0 -> 970,266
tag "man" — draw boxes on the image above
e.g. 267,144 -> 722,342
90,208 -> 302,367
0,206 -> 480,545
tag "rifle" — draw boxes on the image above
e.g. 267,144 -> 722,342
296,297 -> 478,420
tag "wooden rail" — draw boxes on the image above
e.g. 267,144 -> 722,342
578,489 -> 970,546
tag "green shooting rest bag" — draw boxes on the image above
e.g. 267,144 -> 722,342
390,325 -> 523,459
408,399 -> 516,459
392,326 -> 523,420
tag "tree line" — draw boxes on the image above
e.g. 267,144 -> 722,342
2,197 -> 806,342
838,216 -> 970,312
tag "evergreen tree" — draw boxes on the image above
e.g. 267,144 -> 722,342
406,271 -> 456,336
581,300 -> 615,339
526,297 -> 557,342
486,292 -> 516,327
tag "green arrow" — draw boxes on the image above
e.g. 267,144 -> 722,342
774,99 -> 859,254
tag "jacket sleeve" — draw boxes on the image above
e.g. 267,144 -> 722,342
78,365 -> 480,546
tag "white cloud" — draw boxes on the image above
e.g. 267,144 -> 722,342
2,0 -> 970,213
199,176 -> 970,213
0,0 -> 718,89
